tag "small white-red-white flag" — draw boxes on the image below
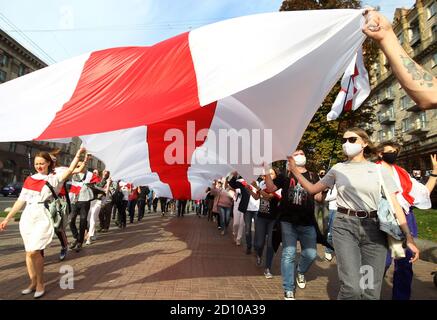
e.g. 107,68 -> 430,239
327,48 -> 370,121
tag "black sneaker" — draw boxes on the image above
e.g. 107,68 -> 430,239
59,247 -> 68,261
284,291 -> 295,300
69,240 -> 78,250
75,243 -> 82,253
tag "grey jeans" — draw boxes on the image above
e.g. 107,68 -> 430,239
332,212 -> 388,300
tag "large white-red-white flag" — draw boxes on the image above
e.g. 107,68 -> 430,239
0,10 -> 367,199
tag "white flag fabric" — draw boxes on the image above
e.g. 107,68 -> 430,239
0,10 -> 367,199
327,48 -> 370,121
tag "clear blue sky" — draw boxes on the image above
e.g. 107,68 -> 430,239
0,0 -> 415,65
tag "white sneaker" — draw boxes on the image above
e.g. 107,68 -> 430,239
284,291 -> 295,300
85,239 -> 91,246
296,273 -> 306,289
325,252 -> 333,262
264,269 -> 273,279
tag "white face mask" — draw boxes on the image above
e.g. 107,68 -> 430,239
342,142 -> 363,158
293,155 -> 306,167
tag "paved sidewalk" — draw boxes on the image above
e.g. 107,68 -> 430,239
0,212 -> 436,300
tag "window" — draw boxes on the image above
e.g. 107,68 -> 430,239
387,105 -> 394,117
409,22 -> 421,45
433,25 -> 437,40
400,95 -> 412,110
419,111 -> 427,125
0,70 -> 6,83
8,142 -> 16,152
402,118 -> 411,132
378,130 -> 384,142
388,125 -> 395,140
427,2 -> 437,19
0,53 -> 8,67
18,64 -> 26,77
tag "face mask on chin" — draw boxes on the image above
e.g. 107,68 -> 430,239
342,142 -> 363,158
381,152 -> 398,164
293,155 -> 306,167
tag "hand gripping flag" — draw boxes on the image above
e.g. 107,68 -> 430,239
326,48 -> 370,121
0,10 -> 368,199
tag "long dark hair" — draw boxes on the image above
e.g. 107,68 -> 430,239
34,151 -> 55,174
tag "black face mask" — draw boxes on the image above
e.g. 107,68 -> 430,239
381,152 -> 398,164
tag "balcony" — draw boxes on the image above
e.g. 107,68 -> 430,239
378,114 -> 396,124
406,104 -> 421,112
405,121 -> 429,135
379,94 -> 394,104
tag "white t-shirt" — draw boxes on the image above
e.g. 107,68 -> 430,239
320,161 -> 399,212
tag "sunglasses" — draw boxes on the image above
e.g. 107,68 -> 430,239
342,137 -> 358,144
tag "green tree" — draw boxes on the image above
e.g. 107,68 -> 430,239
278,0 -> 378,172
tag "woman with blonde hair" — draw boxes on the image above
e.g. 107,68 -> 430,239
0,147 -> 87,298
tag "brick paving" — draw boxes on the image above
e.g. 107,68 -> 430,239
0,211 -> 436,300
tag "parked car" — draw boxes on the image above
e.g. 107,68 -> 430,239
1,182 -> 23,197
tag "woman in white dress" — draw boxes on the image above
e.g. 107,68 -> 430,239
0,147 -> 87,298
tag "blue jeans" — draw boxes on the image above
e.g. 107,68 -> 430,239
219,206 -> 231,233
325,210 -> 336,254
280,222 -> 317,292
244,211 -> 258,250
254,217 -> 276,269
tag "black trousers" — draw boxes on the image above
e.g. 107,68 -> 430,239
177,200 -> 187,217
160,198 -> 167,213
152,198 -> 159,212
128,200 -> 137,223
55,222 -> 68,249
70,201 -> 91,244
117,200 -> 128,227
100,202 -> 113,230
137,199 -> 146,220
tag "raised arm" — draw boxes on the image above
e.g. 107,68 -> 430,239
288,158 -> 329,195
425,154 -> 437,194
60,148 -> 87,182
363,9 -> 437,110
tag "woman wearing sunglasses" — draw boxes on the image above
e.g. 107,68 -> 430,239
284,127 -> 419,300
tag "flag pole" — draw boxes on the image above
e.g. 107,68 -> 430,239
326,75 -> 353,171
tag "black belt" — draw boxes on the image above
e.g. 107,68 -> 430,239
337,207 -> 377,219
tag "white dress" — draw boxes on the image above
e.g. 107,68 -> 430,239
18,173 -> 62,252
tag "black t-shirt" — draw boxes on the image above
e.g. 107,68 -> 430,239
138,186 -> 149,200
274,171 -> 318,226
257,181 -> 280,220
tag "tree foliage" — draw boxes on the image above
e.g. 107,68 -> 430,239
277,0 -> 378,172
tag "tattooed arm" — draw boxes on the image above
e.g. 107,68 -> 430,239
363,9 -> 437,110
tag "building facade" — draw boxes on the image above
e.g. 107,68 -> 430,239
368,0 -> 437,172
0,29 -> 104,186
